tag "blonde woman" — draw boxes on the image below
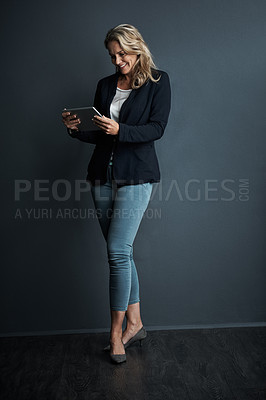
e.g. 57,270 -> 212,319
62,24 -> 171,363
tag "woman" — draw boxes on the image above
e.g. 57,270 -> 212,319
62,24 -> 171,364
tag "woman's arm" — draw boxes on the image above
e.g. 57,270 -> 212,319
118,72 -> 171,144
67,128 -> 103,144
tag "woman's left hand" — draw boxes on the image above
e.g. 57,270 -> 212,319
93,115 -> 119,135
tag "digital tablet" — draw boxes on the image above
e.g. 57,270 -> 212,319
63,106 -> 102,131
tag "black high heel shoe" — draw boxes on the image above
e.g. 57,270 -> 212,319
104,326 -> 147,351
110,339 -> 126,364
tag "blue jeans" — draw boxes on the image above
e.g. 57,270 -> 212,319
91,162 -> 153,311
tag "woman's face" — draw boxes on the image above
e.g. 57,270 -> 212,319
107,41 -> 138,77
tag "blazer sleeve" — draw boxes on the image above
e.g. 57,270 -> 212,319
118,72 -> 171,144
66,80 -> 104,144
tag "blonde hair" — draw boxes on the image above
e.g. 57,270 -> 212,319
104,24 -> 161,89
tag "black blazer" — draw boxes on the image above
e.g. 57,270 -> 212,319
68,69 -> 171,186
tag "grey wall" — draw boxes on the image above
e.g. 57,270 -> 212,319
1,0 -> 265,336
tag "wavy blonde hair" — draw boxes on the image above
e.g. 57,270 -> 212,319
104,24 -> 161,89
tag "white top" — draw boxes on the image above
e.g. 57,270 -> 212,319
110,87 -> 132,122
109,87 -> 132,164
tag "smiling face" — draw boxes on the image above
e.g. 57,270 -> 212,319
107,40 -> 138,77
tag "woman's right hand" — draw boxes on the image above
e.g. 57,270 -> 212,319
62,109 -> 81,131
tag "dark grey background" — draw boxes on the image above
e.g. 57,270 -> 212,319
1,0 -> 265,336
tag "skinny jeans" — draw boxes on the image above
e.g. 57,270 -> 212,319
90,162 -> 153,311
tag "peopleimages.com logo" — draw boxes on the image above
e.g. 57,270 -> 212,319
14,178 -> 250,202
13,178 -> 249,220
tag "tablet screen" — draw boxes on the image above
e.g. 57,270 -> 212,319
63,106 -> 102,131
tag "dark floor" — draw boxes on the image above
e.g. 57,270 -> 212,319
0,326 -> 266,400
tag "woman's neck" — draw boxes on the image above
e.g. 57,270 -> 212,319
117,74 -> 132,90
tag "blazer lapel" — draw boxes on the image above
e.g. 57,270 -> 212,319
106,73 -> 119,118
119,89 -> 137,121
